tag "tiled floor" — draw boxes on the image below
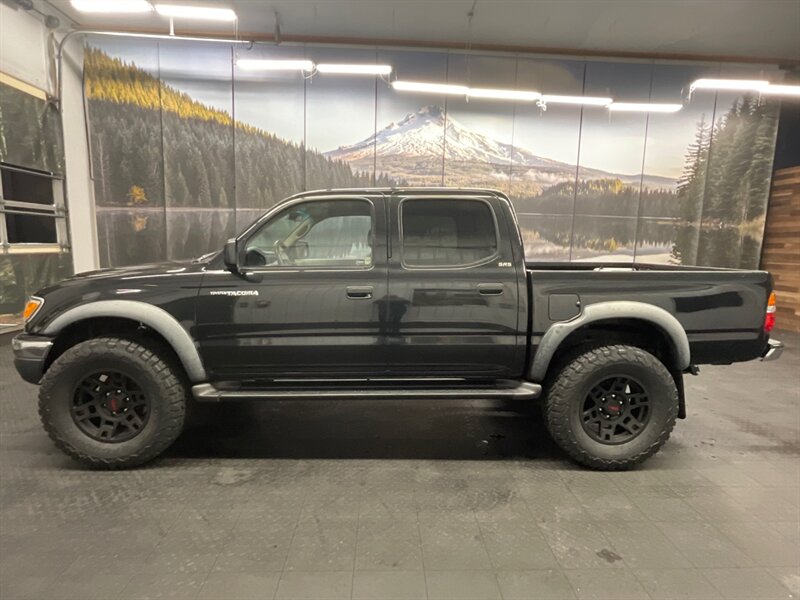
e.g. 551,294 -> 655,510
1,332 -> 798,600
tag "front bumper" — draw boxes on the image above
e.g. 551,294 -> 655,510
761,338 -> 784,362
12,334 -> 53,384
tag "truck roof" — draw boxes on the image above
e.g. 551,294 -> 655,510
288,187 -> 511,201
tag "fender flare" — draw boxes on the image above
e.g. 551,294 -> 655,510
42,300 -> 208,383
529,300 -> 691,382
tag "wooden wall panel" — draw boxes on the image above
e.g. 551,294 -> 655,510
762,166 -> 800,333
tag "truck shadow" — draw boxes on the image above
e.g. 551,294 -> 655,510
167,399 -> 563,461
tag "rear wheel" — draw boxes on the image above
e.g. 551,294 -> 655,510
39,337 -> 187,469
544,344 -> 678,470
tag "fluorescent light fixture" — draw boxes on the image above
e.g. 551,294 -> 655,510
690,78 -> 769,92
391,81 -> 468,95
761,84 -> 800,96
155,4 -> 237,21
71,0 -> 153,12
236,59 -> 314,71
609,102 -> 683,113
540,94 -> 613,106
467,88 -> 541,101
316,64 -> 392,75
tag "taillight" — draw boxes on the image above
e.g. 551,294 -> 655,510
764,291 -> 776,333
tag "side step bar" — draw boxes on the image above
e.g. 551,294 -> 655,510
192,381 -> 542,402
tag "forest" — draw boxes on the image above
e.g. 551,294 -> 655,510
85,48 -> 381,212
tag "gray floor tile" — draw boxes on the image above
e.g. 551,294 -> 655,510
283,518 -> 357,571
653,521 -> 755,568
478,518 -> 559,570
714,519 -> 800,567
275,571 -> 353,600
538,521 -> 623,569
702,567 -> 795,599
213,528 -> 294,572
419,517 -> 493,571
118,572 -> 207,600
636,568 -> 723,600
519,483 -> 592,523
425,570 -> 502,600
198,572 -> 280,600
564,568 -> 648,600
496,569 -> 576,599
766,566 -> 800,597
355,518 -> 423,570
569,487 -> 649,522
597,521 -> 691,569
352,570 -> 427,600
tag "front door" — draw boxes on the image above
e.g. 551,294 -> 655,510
196,195 -> 387,380
385,194 -> 523,378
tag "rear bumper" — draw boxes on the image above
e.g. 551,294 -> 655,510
12,334 -> 53,384
761,339 -> 784,362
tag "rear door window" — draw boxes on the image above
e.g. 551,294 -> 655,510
400,198 -> 498,268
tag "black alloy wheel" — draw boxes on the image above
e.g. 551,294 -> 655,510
71,371 -> 150,443
580,375 -> 651,445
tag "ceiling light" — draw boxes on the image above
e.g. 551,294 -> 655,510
236,59 -> 314,71
690,78 -> 769,92
760,84 -> 800,96
608,102 -> 683,113
539,94 -> 613,106
316,64 -> 392,75
155,4 -> 237,21
467,88 -> 541,101
391,81 -> 468,95
71,0 -> 153,12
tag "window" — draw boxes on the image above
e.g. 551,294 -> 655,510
401,199 -> 498,267
1,163 -> 66,253
243,199 -> 373,269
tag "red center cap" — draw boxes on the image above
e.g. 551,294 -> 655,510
606,403 -> 621,413
109,397 -> 119,412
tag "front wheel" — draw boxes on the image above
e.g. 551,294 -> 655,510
544,344 -> 678,470
39,337 -> 187,469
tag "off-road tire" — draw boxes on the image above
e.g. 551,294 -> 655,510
39,337 -> 187,469
544,344 -> 679,470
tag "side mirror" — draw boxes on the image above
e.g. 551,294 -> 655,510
222,238 -> 238,272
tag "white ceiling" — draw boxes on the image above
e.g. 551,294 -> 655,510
46,0 -> 800,63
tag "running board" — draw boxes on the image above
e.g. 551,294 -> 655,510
191,381 -> 542,402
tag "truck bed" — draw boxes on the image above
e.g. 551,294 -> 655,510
525,262 -> 772,365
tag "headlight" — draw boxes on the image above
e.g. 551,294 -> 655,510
22,296 -> 44,322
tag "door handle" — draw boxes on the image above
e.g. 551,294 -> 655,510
346,285 -> 373,299
478,283 -> 504,296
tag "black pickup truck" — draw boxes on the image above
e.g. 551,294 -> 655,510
13,188 -> 783,470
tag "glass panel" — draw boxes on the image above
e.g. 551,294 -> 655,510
511,57 -> 585,215
5,213 -> 57,244
244,200 -> 373,268
159,40 -> 235,259
517,213 -> 573,262
84,37 -> 167,267
1,168 -> 54,205
575,61 -> 652,219
233,44 -> 307,231
0,83 -> 64,174
0,253 -> 72,327
306,47 -> 377,189
401,199 -> 497,267
443,54 -> 516,193
571,215 -> 637,263
375,49 -> 449,186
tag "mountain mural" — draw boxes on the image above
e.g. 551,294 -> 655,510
326,105 -> 676,191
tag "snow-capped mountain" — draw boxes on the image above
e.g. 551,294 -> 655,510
325,105 -> 676,191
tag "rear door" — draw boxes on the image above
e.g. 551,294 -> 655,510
385,193 -> 523,378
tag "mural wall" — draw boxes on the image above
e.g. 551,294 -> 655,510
84,37 -> 781,269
